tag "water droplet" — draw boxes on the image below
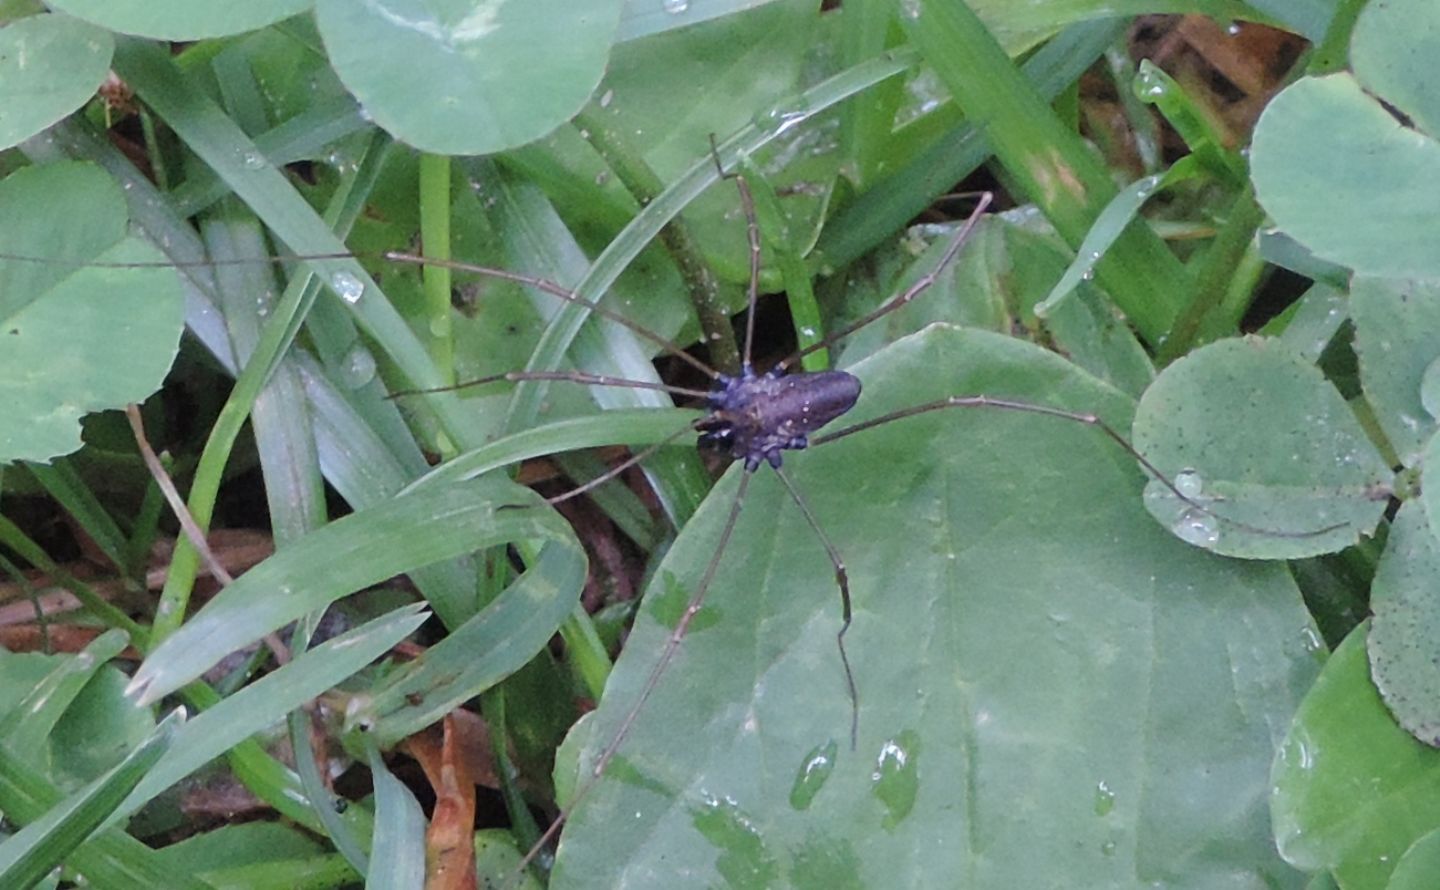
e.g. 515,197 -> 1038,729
1094,780 -> 1116,816
342,344 -> 377,388
1173,468 -> 1203,498
1418,357 -> 1440,419
241,149 -> 265,170
330,271 -> 365,304
594,170 -> 610,186
1226,22 -> 1241,35
1100,839 -> 1117,856
598,88 -> 615,108
870,730 -> 920,829
1172,509 -> 1219,547
899,0 -> 922,19
689,793 -> 778,883
789,740 -> 837,810
662,0 -> 688,13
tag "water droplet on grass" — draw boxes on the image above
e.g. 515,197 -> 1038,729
342,344 -> 377,387
331,271 -> 365,304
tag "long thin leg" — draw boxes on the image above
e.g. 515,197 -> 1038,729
772,466 -> 858,749
384,251 -> 721,381
776,192 -> 994,374
515,470 -> 756,878
389,369 -> 711,400
546,418 -> 707,506
708,137 -> 763,372
0,246 -> 723,381
812,395 -> 1346,540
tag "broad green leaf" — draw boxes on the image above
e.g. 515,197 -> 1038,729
45,0 -> 311,39
553,325 -> 1319,888
0,630 -> 129,767
151,823 -> 338,883
0,14 -> 113,150
0,712 -> 178,890
314,0 -> 624,154
1388,829 -> 1440,890
598,0 -> 830,283
1273,624 -> 1440,889
1350,0 -> 1440,136
1132,337 -> 1390,559
1368,501 -> 1440,746
0,162 -> 186,464
475,829 -> 542,889
0,631 -> 156,791
1351,277 -> 1440,467
1252,0 -> 1440,278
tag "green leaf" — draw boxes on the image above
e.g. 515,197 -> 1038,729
0,162 -> 186,464
1273,624 -> 1440,889
1388,829 -> 1440,890
366,744 -> 425,889
1033,158 -> 1203,319
314,0 -> 623,154
128,477 -> 581,704
1132,337 -> 1390,559
1351,277 -> 1440,466
1368,500 -> 1440,746
1252,0 -> 1440,277
0,14 -> 113,150
45,0 -> 310,39
553,325 -> 1320,887
356,540 -> 586,746
0,712 -> 179,890
114,606 -> 428,826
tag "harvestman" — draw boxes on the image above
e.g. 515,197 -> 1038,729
386,165 -> 1316,877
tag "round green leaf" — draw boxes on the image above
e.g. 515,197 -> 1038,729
1251,0 -> 1440,277
44,0 -> 311,40
1252,51 -> 1440,277
1372,499 -> 1440,747
1352,276 -> 1440,466
1273,624 -> 1440,888
0,162 -> 186,464
0,14 -> 113,151
313,0 -> 622,154
1351,0 -> 1440,137
553,326 -> 1321,887
1132,337 -> 1389,559
1388,829 -> 1440,890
